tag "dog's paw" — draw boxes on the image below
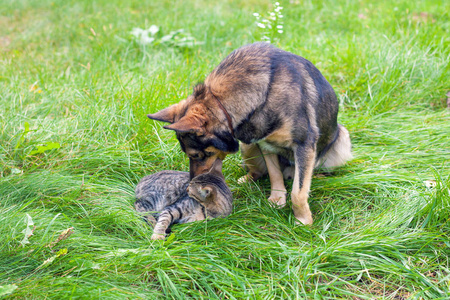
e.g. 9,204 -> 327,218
268,190 -> 287,207
294,214 -> 313,225
151,233 -> 165,240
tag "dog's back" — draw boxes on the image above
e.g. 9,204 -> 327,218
206,42 -> 351,163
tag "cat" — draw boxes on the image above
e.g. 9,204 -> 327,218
134,160 -> 233,240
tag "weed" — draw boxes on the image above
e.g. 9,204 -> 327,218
253,2 -> 284,43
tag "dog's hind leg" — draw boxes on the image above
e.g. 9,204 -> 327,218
291,141 -> 316,225
239,143 -> 267,184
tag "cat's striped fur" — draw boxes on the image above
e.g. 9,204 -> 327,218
134,163 -> 232,240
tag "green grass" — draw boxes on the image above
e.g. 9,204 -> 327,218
1,0 -> 449,298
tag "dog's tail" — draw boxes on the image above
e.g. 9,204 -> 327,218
315,124 -> 353,169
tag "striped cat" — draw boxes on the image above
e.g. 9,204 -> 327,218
134,161 -> 233,240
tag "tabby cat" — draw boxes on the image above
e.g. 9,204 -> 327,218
134,161 -> 233,240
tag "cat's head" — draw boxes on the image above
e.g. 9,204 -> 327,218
187,181 -> 216,203
187,160 -> 224,203
187,160 -> 232,217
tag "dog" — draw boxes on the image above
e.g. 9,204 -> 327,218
147,42 -> 352,225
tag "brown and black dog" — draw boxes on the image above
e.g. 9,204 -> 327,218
148,42 -> 352,225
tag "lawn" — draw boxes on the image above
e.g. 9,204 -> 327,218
0,0 -> 449,298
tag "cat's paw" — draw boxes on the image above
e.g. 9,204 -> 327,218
268,190 -> 287,207
151,233 -> 165,240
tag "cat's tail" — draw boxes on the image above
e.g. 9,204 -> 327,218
316,124 -> 353,168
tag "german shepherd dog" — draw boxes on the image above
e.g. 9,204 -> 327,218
148,43 -> 352,225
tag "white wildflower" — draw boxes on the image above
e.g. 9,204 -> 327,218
131,25 -> 199,48
140,36 -> 154,45
130,27 -> 157,45
148,25 -> 159,36
130,27 -> 144,38
257,23 -> 266,28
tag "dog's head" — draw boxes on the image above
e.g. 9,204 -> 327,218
147,84 -> 239,178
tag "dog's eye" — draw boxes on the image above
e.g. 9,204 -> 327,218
190,152 -> 204,160
205,151 -> 215,157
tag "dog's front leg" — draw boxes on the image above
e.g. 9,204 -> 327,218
262,153 -> 287,207
291,142 -> 316,225
239,143 -> 267,184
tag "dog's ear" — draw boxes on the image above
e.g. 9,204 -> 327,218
163,115 -> 206,135
163,104 -> 207,135
147,103 -> 181,124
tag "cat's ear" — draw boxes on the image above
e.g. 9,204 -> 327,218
201,186 -> 214,199
209,159 -> 224,177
